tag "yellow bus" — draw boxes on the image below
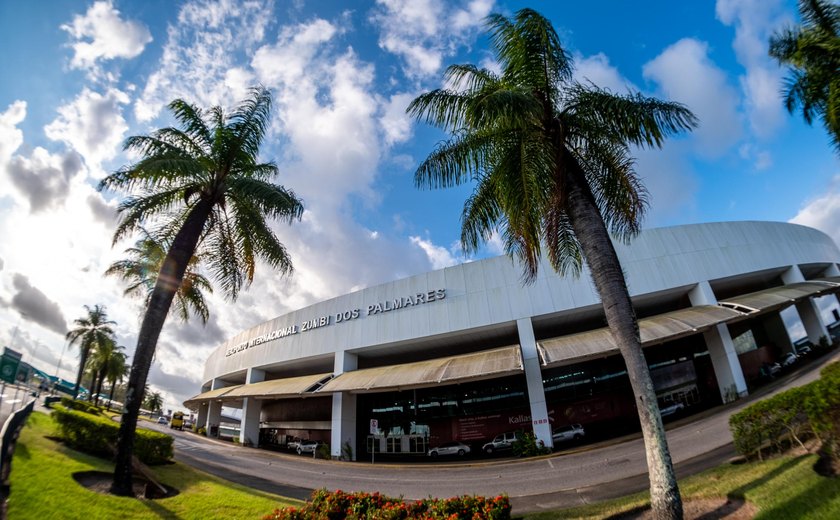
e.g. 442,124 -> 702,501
170,411 -> 185,430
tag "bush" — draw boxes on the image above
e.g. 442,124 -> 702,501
52,405 -> 173,465
262,489 -> 511,520
512,431 -> 550,457
730,361 -> 840,461
60,397 -> 101,415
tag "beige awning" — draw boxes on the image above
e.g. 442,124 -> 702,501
183,385 -> 242,408
539,305 -> 745,368
718,281 -> 838,314
319,345 -> 523,394
224,373 -> 332,399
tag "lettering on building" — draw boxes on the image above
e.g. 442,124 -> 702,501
225,288 -> 446,357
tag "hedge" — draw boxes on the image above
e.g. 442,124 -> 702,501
729,361 -> 840,460
59,397 -> 102,415
263,489 -> 511,520
52,405 -> 173,465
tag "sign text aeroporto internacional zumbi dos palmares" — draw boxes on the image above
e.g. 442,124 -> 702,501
225,289 -> 447,357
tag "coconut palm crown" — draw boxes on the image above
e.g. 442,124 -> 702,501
99,86 -> 303,495
105,227 -> 213,324
770,0 -> 840,154
408,9 -> 696,519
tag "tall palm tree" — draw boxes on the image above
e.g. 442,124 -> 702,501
144,391 -> 163,415
65,305 -> 116,400
407,10 -> 696,518
770,0 -> 840,154
99,86 -> 303,495
87,339 -> 125,407
105,351 -> 129,411
106,227 -> 213,323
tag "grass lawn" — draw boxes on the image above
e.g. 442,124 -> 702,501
524,453 -> 840,519
9,412 -> 302,520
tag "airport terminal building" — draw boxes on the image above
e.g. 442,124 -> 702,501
185,221 -> 840,459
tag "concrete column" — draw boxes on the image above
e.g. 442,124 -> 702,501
240,368 -> 265,447
783,265 -> 829,347
331,351 -> 358,460
688,282 -> 748,401
517,318 -> 552,449
822,264 -> 840,311
205,378 -> 224,437
195,402 -> 208,432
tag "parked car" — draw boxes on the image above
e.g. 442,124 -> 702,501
286,438 -> 303,451
551,424 -> 585,444
428,441 -> 471,457
482,431 -> 521,454
659,402 -> 685,417
796,345 -> 812,356
781,352 -> 799,367
297,440 -> 325,455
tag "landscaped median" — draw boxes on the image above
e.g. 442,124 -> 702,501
8,412 -> 302,519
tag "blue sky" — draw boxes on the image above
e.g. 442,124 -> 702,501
1,0 -> 838,411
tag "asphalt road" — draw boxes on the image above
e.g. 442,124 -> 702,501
151,352 -> 837,513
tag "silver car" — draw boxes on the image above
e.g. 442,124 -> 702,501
428,441 -> 471,457
552,424 -> 585,444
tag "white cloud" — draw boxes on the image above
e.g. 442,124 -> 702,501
6,147 -> 83,213
790,176 -> 840,248
0,101 -> 26,168
380,92 -> 415,145
574,53 -> 632,92
371,0 -> 494,79
410,235 -> 458,269
44,87 -> 130,174
62,0 -> 152,70
715,0 -> 788,138
643,38 -> 743,158
135,0 -> 274,122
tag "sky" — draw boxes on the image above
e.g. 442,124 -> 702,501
1,0 -> 839,414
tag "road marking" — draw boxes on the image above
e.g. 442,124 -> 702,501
546,459 -> 554,468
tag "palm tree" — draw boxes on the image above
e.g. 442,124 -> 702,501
770,0 -> 840,154
87,339 -> 125,407
106,227 -> 213,323
65,305 -> 116,400
144,391 -> 163,415
105,351 -> 129,411
99,86 -> 303,495
407,10 -> 696,518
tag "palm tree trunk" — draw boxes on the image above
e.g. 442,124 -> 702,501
94,368 -> 106,407
564,164 -> 683,519
111,201 -> 212,495
73,348 -> 90,400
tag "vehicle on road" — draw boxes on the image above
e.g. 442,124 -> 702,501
170,411 -> 185,430
551,424 -> 585,444
482,431 -> 521,454
428,441 -> 471,457
157,416 -> 168,424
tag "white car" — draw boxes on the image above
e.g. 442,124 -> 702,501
428,441 -> 471,457
482,431 -> 521,454
781,352 -> 799,367
297,440 -> 324,454
660,402 -> 685,417
552,424 -> 585,444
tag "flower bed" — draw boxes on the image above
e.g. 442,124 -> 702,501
263,489 -> 511,520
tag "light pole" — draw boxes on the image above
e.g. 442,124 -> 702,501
54,339 -> 70,395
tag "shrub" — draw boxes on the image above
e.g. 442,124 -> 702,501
805,362 -> 840,460
52,405 -> 173,465
512,431 -> 550,457
262,489 -> 511,520
60,397 -> 101,415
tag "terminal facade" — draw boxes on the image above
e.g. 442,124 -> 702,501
186,221 -> 840,459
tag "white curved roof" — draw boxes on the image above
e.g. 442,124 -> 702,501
200,221 -> 840,387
